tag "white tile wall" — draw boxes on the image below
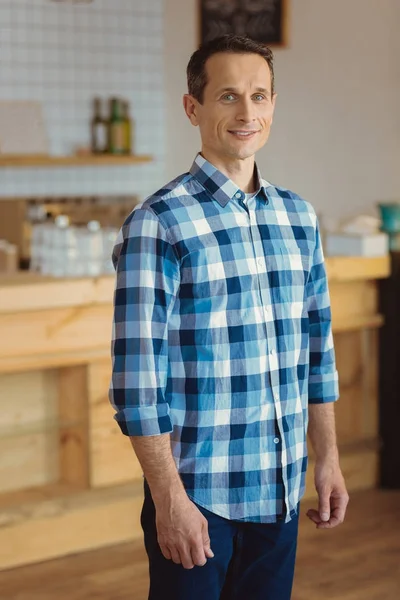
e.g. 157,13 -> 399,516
0,0 -> 165,199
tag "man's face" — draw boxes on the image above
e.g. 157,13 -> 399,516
184,52 -> 276,162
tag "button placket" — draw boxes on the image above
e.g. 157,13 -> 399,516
243,204 -> 269,345
249,210 -> 290,518
245,197 -> 288,516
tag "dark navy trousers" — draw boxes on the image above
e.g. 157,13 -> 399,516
140,479 -> 299,600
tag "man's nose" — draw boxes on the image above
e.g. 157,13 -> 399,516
236,98 -> 256,123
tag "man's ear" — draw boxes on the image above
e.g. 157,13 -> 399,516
183,94 -> 199,127
271,92 -> 278,123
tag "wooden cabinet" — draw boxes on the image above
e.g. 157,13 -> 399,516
0,257 -> 391,569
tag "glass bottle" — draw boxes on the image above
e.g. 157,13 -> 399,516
108,98 -> 125,154
91,97 -> 108,154
122,100 -> 133,155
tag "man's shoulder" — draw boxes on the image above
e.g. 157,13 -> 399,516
264,180 -> 317,219
121,171 -> 194,230
139,172 -> 195,215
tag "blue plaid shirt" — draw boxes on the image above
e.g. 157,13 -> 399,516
109,153 -> 339,523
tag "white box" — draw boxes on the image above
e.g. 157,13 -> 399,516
325,232 -> 389,257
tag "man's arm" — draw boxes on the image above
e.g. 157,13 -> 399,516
109,206 -> 180,439
306,218 -> 349,529
109,206 -> 213,568
129,434 -> 213,568
307,403 -> 348,528
130,434 -> 184,502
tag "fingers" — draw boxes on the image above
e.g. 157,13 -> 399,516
323,495 -> 349,528
306,508 -> 321,524
306,508 -> 335,529
167,544 -> 183,565
164,540 -> 207,570
159,535 -> 211,570
332,492 -> 349,525
191,537 -> 207,567
179,546 -> 196,570
157,510 -> 214,570
202,520 -> 215,559
318,486 -> 331,522
306,497 -> 349,529
162,543 -> 194,569
188,519 -> 213,567
160,544 -> 172,560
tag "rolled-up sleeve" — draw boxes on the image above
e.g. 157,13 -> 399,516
109,206 -> 180,436
306,219 -> 339,404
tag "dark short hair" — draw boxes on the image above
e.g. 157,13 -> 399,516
187,34 -> 275,104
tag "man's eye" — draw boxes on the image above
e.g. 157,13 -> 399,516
253,94 -> 265,101
222,94 -> 235,101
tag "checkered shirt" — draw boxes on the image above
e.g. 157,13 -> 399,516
109,153 -> 339,523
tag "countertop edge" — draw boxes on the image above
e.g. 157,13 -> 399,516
0,255 -> 391,314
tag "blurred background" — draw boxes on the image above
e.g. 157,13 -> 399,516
0,1 -> 399,599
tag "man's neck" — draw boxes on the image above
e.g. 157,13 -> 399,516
200,150 -> 256,193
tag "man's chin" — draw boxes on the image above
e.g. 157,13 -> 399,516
227,147 -> 257,161
224,139 -> 265,159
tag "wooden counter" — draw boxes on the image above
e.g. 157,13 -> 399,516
0,256 -> 390,569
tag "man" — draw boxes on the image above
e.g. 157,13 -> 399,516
109,34 -> 349,600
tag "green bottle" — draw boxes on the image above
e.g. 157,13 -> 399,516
108,98 -> 125,154
122,101 -> 133,155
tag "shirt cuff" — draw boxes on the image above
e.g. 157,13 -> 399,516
113,403 -> 173,437
308,370 -> 339,404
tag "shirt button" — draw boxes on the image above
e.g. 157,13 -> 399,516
274,437 -> 280,444
235,192 -> 242,199
270,349 -> 276,356
257,258 -> 263,267
274,393 -> 279,401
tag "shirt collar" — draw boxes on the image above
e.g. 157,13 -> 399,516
189,153 -> 271,208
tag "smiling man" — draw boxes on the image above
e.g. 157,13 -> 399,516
109,34 -> 349,600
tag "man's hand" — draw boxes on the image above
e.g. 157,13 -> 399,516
155,491 -> 214,569
306,459 -> 349,529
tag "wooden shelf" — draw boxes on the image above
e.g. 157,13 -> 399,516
332,313 -> 385,333
0,154 -> 152,167
326,255 -> 391,282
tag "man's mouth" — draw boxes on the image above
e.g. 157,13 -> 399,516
228,130 -> 259,139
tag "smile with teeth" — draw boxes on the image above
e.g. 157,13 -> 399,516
228,130 -> 259,138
